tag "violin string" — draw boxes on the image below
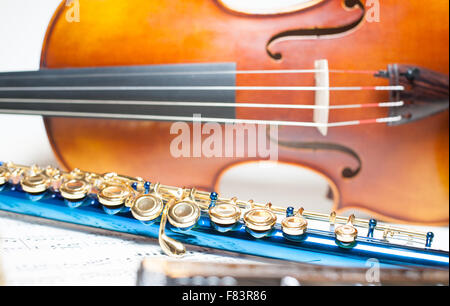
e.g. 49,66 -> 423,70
0,98 -> 405,110
0,85 -> 404,91
0,68 -> 379,80
0,108 -> 403,127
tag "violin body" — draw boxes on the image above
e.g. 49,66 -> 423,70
39,0 -> 448,224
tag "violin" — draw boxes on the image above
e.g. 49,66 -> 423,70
0,0 -> 448,225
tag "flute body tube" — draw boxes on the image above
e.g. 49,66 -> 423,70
0,162 -> 448,270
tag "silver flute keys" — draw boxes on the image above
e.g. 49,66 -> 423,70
0,162 -> 436,257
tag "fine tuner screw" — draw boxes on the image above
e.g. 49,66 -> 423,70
0,162 -> 434,254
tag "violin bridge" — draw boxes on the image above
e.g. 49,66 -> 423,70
313,59 -> 330,136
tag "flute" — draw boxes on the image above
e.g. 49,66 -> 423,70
137,259 -> 450,286
0,162 -> 448,269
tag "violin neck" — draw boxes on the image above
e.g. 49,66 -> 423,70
0,63 -> 237,120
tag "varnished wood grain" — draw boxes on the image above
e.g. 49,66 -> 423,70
41,0 -> 448,224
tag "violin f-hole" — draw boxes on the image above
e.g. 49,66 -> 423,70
267,126 -> 362,179
266,0 -> 365,60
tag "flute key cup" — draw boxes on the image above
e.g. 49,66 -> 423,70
59,179 -> 92,208
60,179 -> 90,201
98,184 -> 130,215
130,184 -> 164,224
335,214 -> 358,245
208,197 -> 241,232
20,172 -> 50,195
281,207 -> 308,240
167,188 -> 200,231
167,201 -> 200,231
243,203 -> 277,238
129,182 -> 164,225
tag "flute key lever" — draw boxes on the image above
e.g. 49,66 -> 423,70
159,198 -> 186,257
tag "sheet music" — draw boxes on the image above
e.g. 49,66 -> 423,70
0,211 -> 257,285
